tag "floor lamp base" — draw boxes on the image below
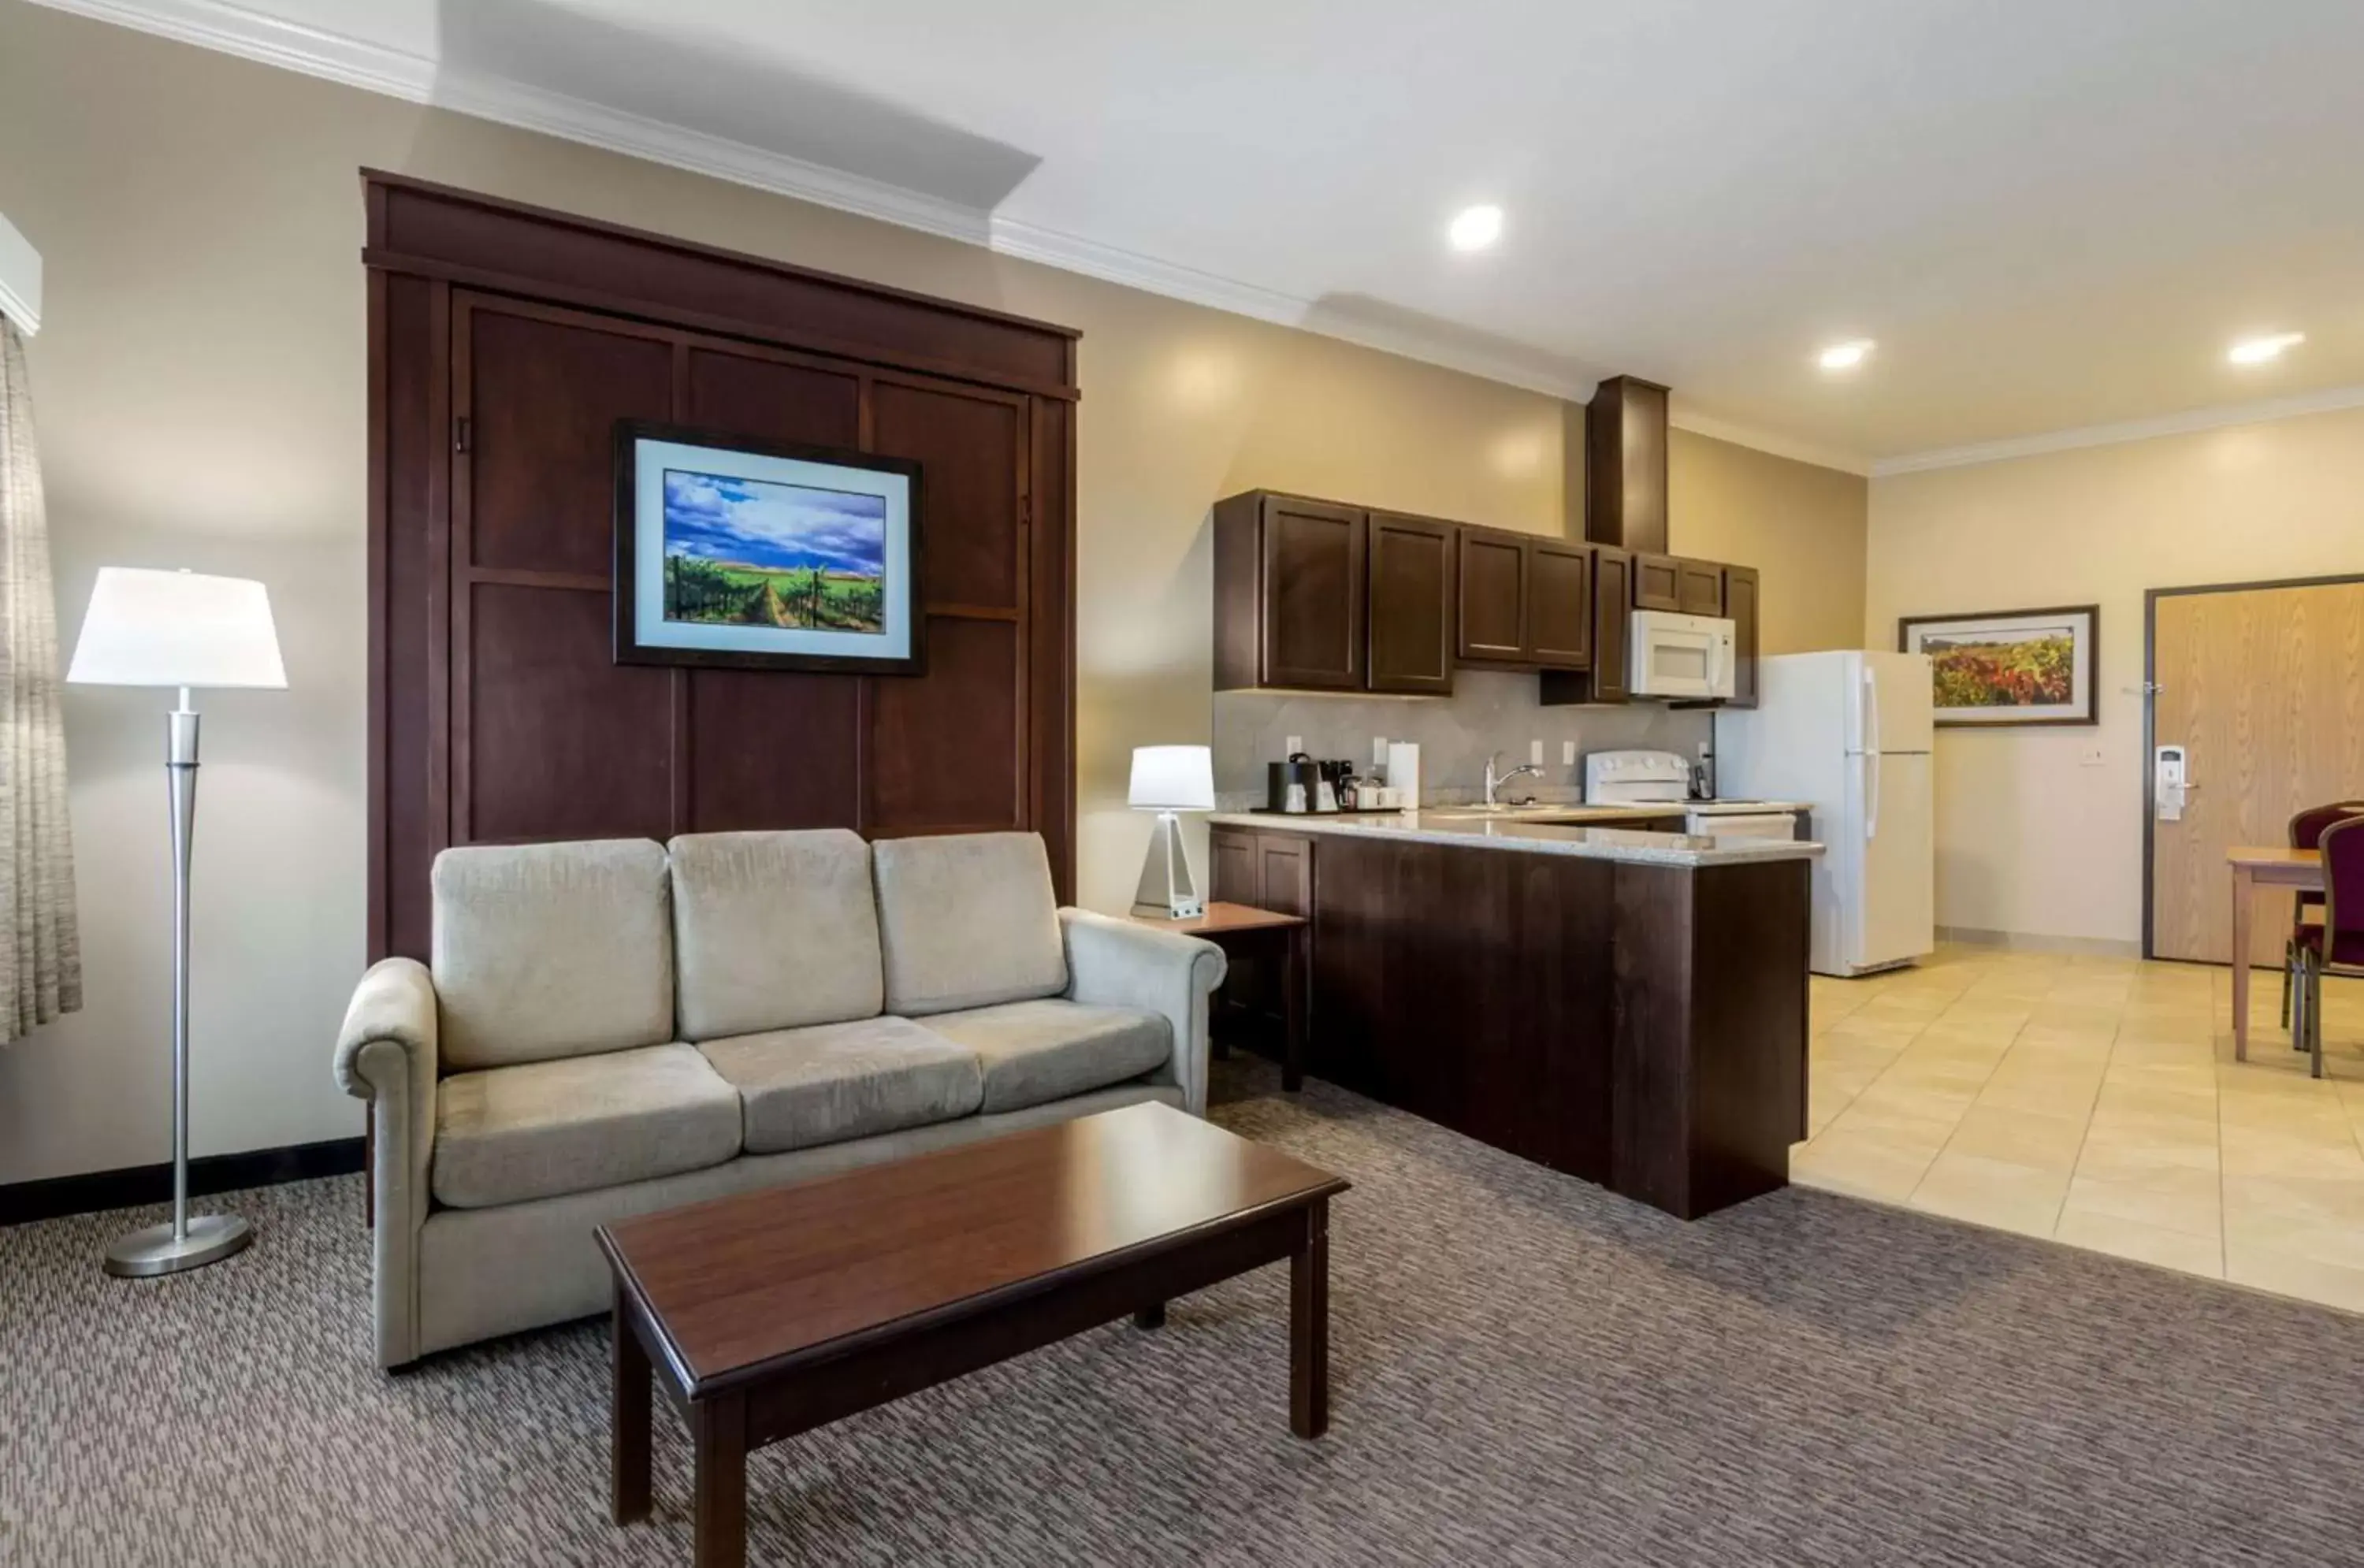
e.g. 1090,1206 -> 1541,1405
103,1213 -> 252,1278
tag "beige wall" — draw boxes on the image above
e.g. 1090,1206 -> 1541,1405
0,2 -> 1863,1183
1669,428 -> 1868,655
1868,404 -> 2364,945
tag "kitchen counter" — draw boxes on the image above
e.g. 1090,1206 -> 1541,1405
1206,808 -> 1822,868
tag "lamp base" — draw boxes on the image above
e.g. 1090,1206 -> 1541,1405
103,1213 -> 252,1278
1131,810 -> 1205,920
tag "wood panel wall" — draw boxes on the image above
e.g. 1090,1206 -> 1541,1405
365,173 -> 1080,960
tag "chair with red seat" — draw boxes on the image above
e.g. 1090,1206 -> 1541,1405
2293,814 -> 2364,1079
2283,803 -> 2364,1032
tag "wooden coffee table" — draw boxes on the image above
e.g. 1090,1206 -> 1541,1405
597,1101 -> 1348,1566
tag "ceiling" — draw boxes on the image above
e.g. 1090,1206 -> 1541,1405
39,0 -> 2364,468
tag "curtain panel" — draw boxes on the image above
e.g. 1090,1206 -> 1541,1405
0,318 -> 80,1042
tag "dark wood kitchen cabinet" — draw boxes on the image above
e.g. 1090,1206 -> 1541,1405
1537,544 -> 1633,707
1676,559 -> 1725,616
1455,527 -> 1529,661
1214,492 -> 1366,690
1457,526 -> 1591,671
1366,511 -> 1455,694
1207,824 -> 1313,1039
1722,563 -> 1760,708
1632,552 -> 1684,611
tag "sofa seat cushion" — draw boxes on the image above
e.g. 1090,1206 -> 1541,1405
698,1017 -> 983,1155
920,999 -> 1170,1114
433,1044 -> 741,1209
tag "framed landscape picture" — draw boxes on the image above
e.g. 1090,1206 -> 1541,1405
1899,604 -> 2098,726
614,421 -> 924,674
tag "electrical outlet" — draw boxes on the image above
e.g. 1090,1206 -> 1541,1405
2079,746 -> 2106,767
1530,739 -> 1544,766
1373,736 -> 1389,767
1284,734 -> 1301,756
1562,740 -> 1578,766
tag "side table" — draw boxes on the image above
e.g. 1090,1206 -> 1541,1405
1128,901 -> 1309,1091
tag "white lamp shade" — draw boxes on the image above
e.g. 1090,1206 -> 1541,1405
67,568 -> 288,689
1128,745 -> 1215,812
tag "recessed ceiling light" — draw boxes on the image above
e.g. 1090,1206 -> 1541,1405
2228,331 -> 2304,365
1448,205 -> 1504,252
1817,339 -> 1875,371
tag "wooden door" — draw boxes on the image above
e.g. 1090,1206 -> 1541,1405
1529,541 -> 1592,668
1457,528 -> 1530,660
1261,496 -> 1366,689
2150,578 -> 2364,964
1722,565 -> 1760,708
1632,552 -> 1683,612
1675,559 -> 1725,616
1366,511 -> 1455,694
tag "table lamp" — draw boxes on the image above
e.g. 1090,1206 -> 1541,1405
1129,744 -> 1215,920
68,567 -> 287,1277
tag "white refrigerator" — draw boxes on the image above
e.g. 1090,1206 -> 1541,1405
1715,651 -> 1935,976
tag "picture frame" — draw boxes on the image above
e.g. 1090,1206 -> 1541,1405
1898,604 -> 2098,726
613,420 -> 925,674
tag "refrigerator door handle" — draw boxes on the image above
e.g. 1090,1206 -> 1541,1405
1865,752 -> 1879,841
1863,664 -> 1882,757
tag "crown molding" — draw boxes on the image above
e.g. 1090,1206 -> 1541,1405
29,0 -> 437,98
0,211 -> 40,336
1666,407 -> 1871,477
1872,383 -> 2364,477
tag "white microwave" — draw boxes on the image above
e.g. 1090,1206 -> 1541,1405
1629,610 -> 1737,700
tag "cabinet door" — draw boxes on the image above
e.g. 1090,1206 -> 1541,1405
1210,827 -> 1259,905
1457,528 -> 1530,661
1366,511 -> 1455,694
1590,546 -> 1634,702
1631,552 -> 1683,612
1528,541 -> 1592,669
1258,834 -> 1312,917
1262,496 -> 1366,689
1676,558 -> 1725,616
1722,564 -> 1761,708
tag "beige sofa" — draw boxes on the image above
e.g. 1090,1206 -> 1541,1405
333,829 -> 1225,1369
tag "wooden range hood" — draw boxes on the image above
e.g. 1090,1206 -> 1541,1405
1583,374 -> 1670,556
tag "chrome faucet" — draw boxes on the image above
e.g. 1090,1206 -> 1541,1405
1483,752 -> 1544,807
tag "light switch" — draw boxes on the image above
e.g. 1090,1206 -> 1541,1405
1284,734 -> 1301,756
1373,736 -> 1390,767
1530,740 -> 1544,766
1562,740 -> 1578,765
2080,747 -> 2106,767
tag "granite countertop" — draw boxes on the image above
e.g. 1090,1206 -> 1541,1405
1206,809 -> 1824,868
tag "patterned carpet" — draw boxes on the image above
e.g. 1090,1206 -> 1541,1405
7,1059 -> 2364,1566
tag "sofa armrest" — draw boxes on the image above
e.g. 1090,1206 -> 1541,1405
1059,909 -> 1226,1117
334,957 -> 439,1368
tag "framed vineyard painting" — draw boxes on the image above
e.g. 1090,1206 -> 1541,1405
1899,605 -> 2098,726
614,421 -> 924,674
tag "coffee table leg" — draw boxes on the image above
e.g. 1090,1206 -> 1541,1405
611,1303 -> 651,1526
692,1395 -> 747,1568
1289,1198 -> 1329,1439
1135,1302 -> 1168,1329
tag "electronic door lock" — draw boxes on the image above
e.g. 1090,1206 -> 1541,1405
2156,745 -> 2190,821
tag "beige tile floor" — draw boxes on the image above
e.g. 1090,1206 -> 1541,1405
1793,943 -> 2364,1313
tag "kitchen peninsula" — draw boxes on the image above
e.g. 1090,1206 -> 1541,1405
1209,809 -> 1819,1220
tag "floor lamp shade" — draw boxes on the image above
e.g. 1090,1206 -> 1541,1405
68,568 -> 288,689
1130,745 -> 1214,920
68,568 -> 285,1279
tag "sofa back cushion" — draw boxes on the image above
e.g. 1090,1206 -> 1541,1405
432,838 -> 675,1072
667,829 -> 885,1039
872,832 -> 1066,1016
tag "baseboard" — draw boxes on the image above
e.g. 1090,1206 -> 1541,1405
1937,925 -> 2143,960
0,1136 -> 364,1228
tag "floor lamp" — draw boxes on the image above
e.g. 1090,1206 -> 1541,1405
68,567 -> 287,1278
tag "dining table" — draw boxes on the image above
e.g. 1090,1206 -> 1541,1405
2227,845 -> 2325,1061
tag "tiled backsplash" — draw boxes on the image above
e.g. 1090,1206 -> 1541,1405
1212,671 -> 1711,808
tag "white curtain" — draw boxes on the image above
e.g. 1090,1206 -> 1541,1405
0,317 -> 80,1042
